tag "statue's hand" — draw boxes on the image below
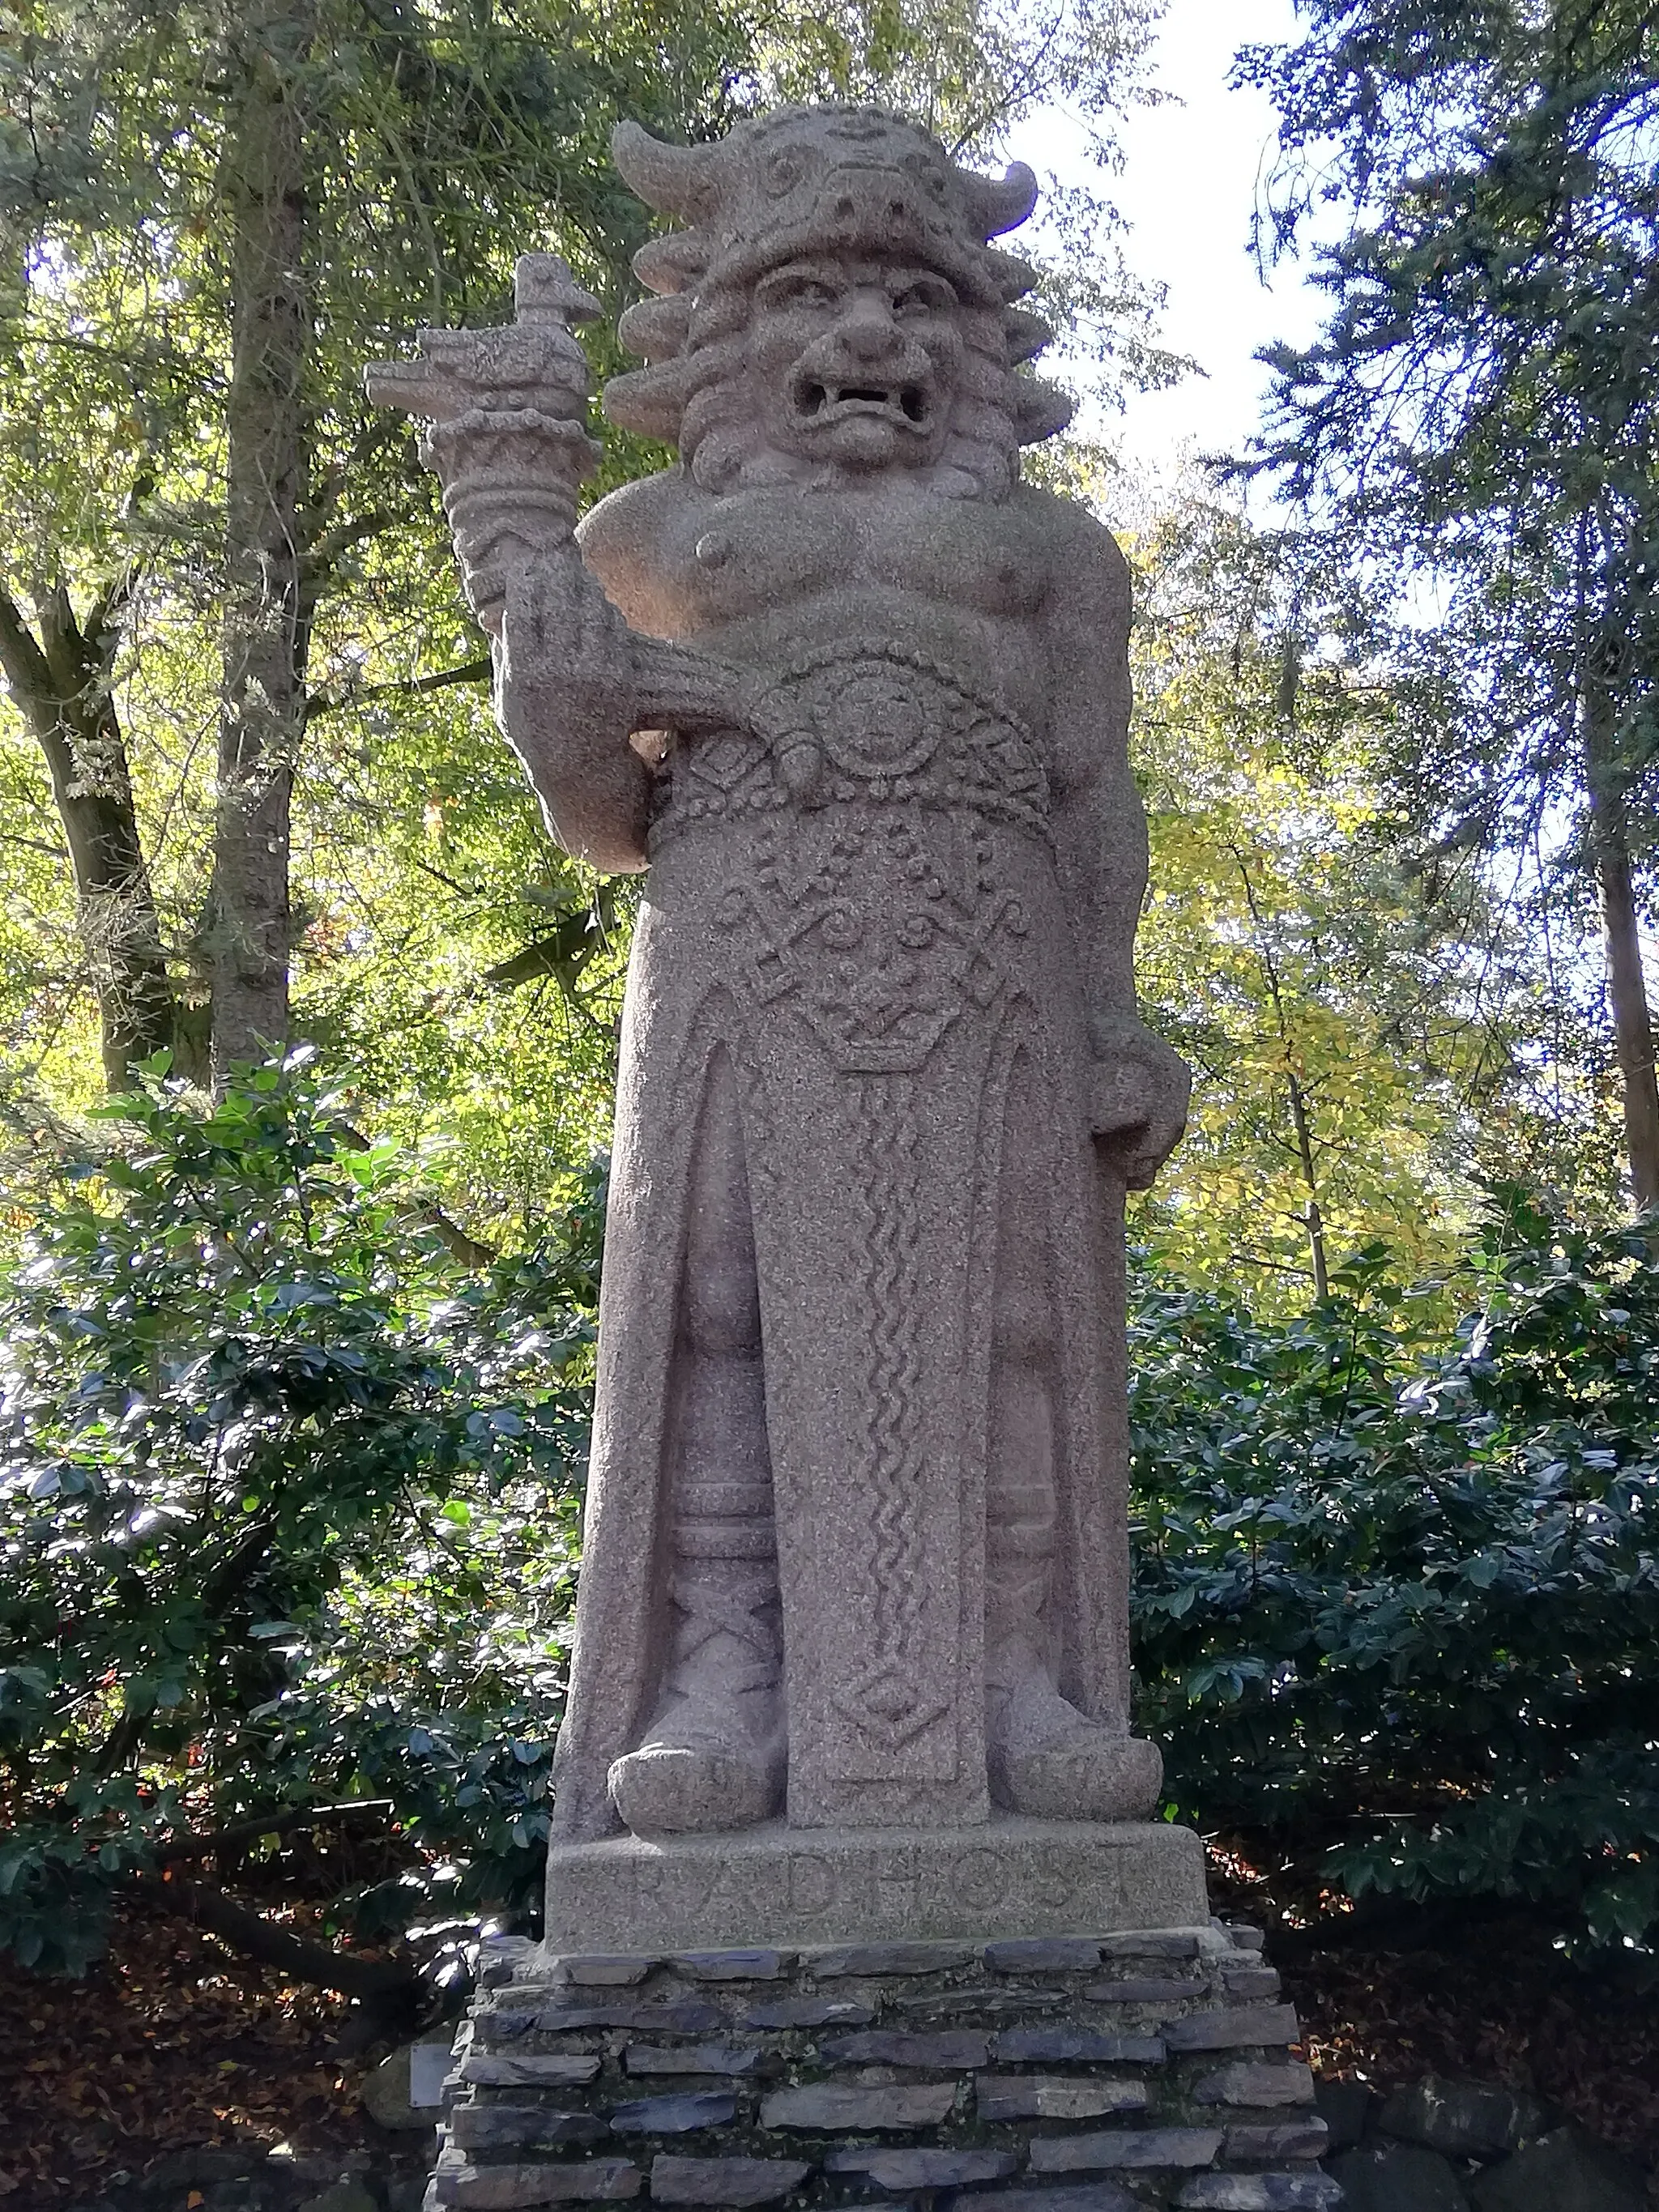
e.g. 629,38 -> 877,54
501,549 -> 753,745
1086,1014 -> 1191,1191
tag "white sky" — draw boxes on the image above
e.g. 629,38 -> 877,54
1006,0 -> 1324,480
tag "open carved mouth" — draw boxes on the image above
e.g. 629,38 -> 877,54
791,376 -> 931,428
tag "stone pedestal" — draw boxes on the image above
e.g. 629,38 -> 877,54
432,1921 -> 1339,2211
543,1822 -> 1208,1955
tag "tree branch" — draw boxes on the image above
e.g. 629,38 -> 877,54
132,1870 -> 420,1997
0,579 -> 56,712
157,1797 -> 395,1863
301,509 -> 395,588
305,655 -> 491,722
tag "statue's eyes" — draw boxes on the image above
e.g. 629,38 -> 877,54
890,279 -> 953,317
764,274 -> 839,312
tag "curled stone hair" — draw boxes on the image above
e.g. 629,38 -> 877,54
603,106 -> 1074,500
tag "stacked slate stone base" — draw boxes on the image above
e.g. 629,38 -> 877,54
431,1929 -> 1339,2212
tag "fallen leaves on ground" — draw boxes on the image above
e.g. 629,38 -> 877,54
1208,1840 -> 1659,2168
1286,1931 -> 1659,2164
0,1906 -> 386,2208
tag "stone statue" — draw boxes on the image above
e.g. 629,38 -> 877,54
370,106 -> 1189,1879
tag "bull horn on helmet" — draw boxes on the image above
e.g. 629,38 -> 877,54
962,160 -> 1039,239
612,121 -> 725,224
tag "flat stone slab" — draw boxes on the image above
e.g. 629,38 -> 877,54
975,2076 -> 1149,2121
1218,1967 -> 1282,2001
1101,1930 -> 1202,1958
993,2027 -> 1165,2065
536,2001 -> 723,2035
737,1996 -> 874,2029
1193,2062 -> 1316,2108
544,1818 -> 1207,1952
1030,2129 -> 1224,2172
820,2029 -> 989,2068
459,2056 -> 603,2088
670,1950 -> 787,1981
1165,2005 -> 1300,2051
437,2161 -> 642,2207
816,1940 -> 978,1975
940,2189 -> 1137,2212
1178,2180 -> 1341,2210
449,2107 -> 610,2151
623,2044 -> 768,2076
607,2093 -> 736,2134
826,2148 -> 1021,2189
983,1937 -> 1103,1973
759,2082 -> 957,2130
647,2155 -> 809,2206
1225,2122 -> 1329,2161
562,1956 -> 656,1986
1086,1975 -> 1205,2003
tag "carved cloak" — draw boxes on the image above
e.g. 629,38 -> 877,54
548,649 -> 1135,1839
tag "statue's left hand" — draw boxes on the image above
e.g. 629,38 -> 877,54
1085,1016 -> 1191,1191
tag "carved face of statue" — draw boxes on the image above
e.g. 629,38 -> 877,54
748,254 -> 965,476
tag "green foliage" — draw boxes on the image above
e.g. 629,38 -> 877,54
0,1053 -> 598,1975
1124,494 -> 1556,1306
1131,1205 -> 1659,1953
1235,0 -> 1659,1200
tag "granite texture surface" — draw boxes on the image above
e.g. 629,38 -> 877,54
369,101 -> 1188,1859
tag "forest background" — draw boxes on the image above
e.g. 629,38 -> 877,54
2,0 -> 1657,2025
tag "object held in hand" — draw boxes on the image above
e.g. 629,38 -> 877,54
364,253 -> 603,634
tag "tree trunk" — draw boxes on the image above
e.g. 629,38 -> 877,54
210,0 -> 314,1085
0,581 -> 176,1088
1285,1067 -> 1331,1301
1583,661 -> 1659,1209
1235,850 -> 1333,1296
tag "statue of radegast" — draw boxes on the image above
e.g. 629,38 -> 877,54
369,103 -> 1196,1948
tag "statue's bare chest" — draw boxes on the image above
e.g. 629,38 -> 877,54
666,496 -> 1046,628
582,485 -> 1052,716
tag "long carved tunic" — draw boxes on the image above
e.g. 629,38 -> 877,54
537,476 -> 1146,1839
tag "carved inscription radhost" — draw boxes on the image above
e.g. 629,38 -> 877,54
543,1821 -> 1209,1954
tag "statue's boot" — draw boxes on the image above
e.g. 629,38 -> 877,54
984,1480 -> 1162,1821
608,1487 -> 785,1835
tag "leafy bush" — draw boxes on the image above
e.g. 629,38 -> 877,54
0,1055 -> 598,1978
1131,1201 -> 1659,1954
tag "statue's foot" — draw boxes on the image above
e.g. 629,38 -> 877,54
987,1676 -> 1162,1820
608,1707 -> 784,1836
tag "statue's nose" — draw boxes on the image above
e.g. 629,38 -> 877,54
842,310 -> 898,363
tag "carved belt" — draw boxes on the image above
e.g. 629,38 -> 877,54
648,642 -> 1051,851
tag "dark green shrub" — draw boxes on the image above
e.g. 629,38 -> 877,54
1131,1204 -> 1659,1954
7,1057 -> 1655,1977
0,1055 -> 598,1977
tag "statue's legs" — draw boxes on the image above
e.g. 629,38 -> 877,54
607,1051 -> 787,1836
984,1058 -> 1161,1819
